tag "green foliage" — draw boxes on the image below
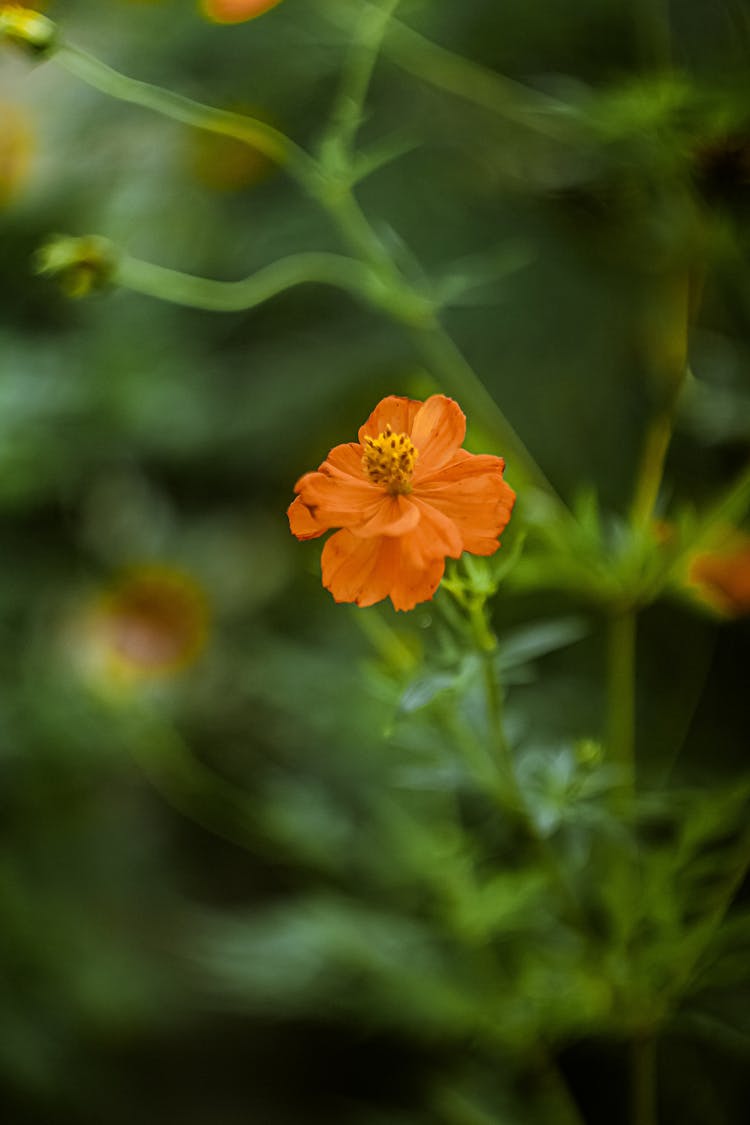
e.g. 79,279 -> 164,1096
2,1 -> 750,1123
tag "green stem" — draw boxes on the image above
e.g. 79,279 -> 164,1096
629,406 -> 678,531
54,42 -> 317,185
630,274 -> 690,530
415,320 -> 561,500
51,24 -> 562,511
321,186 -> 400,274
115,250 -> 377,311
316,0 -> 578,139
466,599 -> 516,782
631,1032 -> 659,1125
607,609 -> 637,792
320,0 -> 402,160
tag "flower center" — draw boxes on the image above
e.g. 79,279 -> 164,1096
362,426 -> 418,494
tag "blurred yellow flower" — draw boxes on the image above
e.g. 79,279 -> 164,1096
0,3 -> 56,53
200,0 -> 283,24
73,565 -> 210,689
0,101 -> 33,207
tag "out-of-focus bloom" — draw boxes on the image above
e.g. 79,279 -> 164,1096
36,234 -> 117,298
0,4 -> 56,55
188,105 -> 278,191
0,102 -> 33,207
687,530 -> 750,617
72,566 -> 209,689
288,394 -> 516,611
200,0 -> 283,24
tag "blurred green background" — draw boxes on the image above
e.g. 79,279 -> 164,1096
2,1 -> 750,1122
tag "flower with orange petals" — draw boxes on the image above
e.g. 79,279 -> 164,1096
687,530 -> 750,617
200,0 -> 282,24
288,395 -> 516,611
72,565 -> 209,689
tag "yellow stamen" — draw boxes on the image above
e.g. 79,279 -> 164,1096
362,425 -> 418,494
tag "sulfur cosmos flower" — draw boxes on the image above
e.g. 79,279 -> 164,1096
288,394 -> 516,611
200,0 -> 283,24
687,530 -> 750,617
71,565 -> 210,690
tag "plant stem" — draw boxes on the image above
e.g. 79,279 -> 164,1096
321,0 -> 402,159
630,272 -> 690,530
115,251 -> 377,312
631,1032 -> 658,1125
54,43 -> 317,184
607,608 -> 637,792
466,598 -> 516,786
629,405 -> 678,532
415,320 -> 560,500
316,0 -> 578,139
51,18 -> 562,510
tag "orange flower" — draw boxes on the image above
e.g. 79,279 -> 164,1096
200,0 -> 283,23
288,395 -> 516,611
687,530 -> 750,617
71,565 -> 210,689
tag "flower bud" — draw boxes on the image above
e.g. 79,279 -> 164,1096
36,235 -> 117,298
0,4 -> 57,57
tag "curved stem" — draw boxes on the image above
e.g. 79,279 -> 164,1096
50,19 -> 562,510
115,250 -> 378,312
54,42 -> 318,185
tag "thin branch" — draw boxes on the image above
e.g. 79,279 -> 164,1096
114,251 -> 378,312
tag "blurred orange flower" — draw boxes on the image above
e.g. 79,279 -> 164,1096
75,565 -> 209,688
288,395 -> 516,611
200,0 -> 283,24
0,102 -> 33,208
688,531 -> 750,617
188,103 -> 279,191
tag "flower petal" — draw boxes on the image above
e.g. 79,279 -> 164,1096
294,469 -> 383,531
407,496 -> 464,563
287,495 -> 326,541
358,396 -> 423,444
321,530 -> 391,607
410,395 -> 466,475
415,451 -> 515,555
201,0 -> 283,24
321,529 -> 445,611
386,546 -> 445,611
353,494 -> 420,538
321,441 -> 365,480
